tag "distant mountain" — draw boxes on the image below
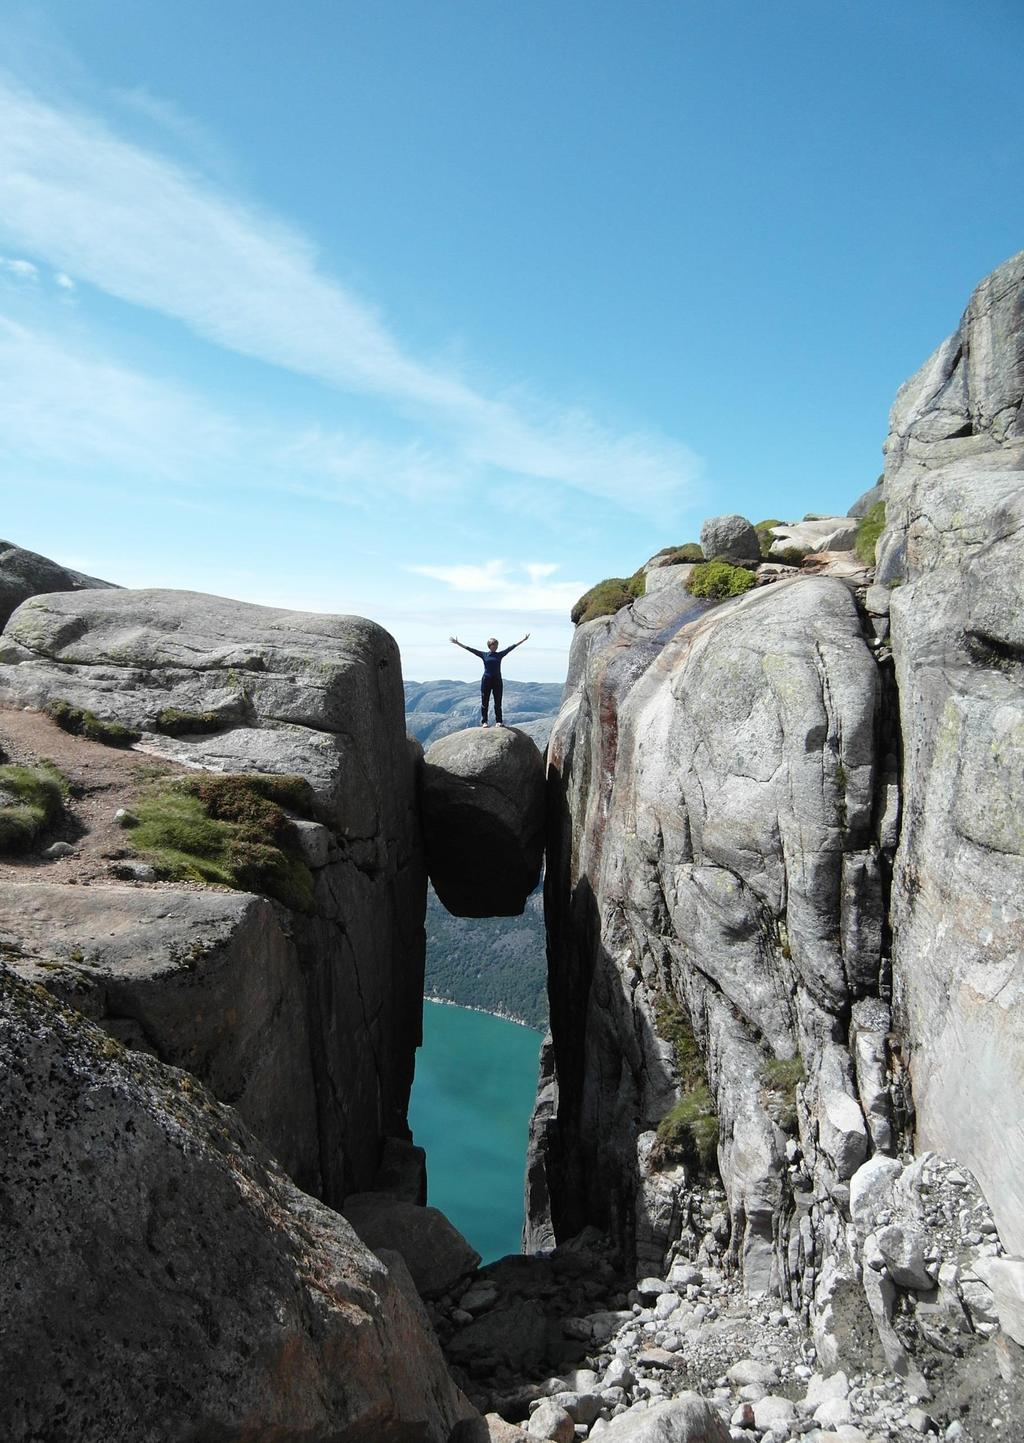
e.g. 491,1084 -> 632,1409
404,679 -> 564,749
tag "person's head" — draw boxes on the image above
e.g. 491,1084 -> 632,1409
487,637 -> 498,651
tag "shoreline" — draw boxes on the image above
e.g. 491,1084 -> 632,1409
423,992 -> 545,1035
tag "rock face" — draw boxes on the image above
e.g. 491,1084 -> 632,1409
699,513 -> 760,562
0,588 -> 407,834
0,882 -> 323,1194
876,248 -> 1024,1255
528,571 -> 886,1293
421,726 -> 545,917
0,587 -> 427,1208
524,250 -> 1024,1409
0,537 -> 114,628
0,964 -> 472,1443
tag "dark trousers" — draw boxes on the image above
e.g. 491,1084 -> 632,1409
481,675 -> 503,723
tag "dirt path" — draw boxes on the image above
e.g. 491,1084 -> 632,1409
0,705 -> 196,889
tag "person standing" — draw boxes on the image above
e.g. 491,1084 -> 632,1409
450,633 -> 530,726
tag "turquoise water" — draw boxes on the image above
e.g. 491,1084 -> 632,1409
409,1000 -> 543,1264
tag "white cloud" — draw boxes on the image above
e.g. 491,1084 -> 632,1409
408,559 -> 585,613
53,270 -> 74,290
0,74 -> 700,520
0,312 -> 471,504
0,255 -> 38,281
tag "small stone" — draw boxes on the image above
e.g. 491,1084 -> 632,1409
636,1277 -> 671,1298
905,1408 -> 938,1434
752,1395 -> 797,1432
727,1360 -> 779,1388
526,1399 -> 575,1442
731,1403 -> 756,1428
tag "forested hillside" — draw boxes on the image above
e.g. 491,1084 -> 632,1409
424,884 -> 547,1030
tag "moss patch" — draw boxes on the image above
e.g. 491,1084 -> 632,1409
754,519 -> 785,556
0,761 -> 67,852
653,995 -> 719,1172
653,542 -> 704,564
571,571 -> 645,625
687,560 -> 756,601
127,772 -> 317,913
153,707 -> 229,737
855,500 -> 886,566
47,698 -> 140,747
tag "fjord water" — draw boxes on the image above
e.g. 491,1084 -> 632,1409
409,1000 -> 543,1263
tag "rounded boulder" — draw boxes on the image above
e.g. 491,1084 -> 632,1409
420,726 -> 545,917
699,513 -> 760,562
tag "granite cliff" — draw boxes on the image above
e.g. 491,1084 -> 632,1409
524,252 -> 1024,1418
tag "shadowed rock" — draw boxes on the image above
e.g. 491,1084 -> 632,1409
421,726 -> 545,917
0,965 -> 473,1443
342,1192 -> 481,1298
0,537 -> 115,628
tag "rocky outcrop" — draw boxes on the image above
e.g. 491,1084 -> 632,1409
0,964 -> 473,1443
0,588 -> 427,1208
875,249 -> 1024,1258
0,537 -> 114,628
421,726 -> 545,917
766,517 -> 858,558
525,250 -> 1024,1419
530,571 -> 886,1295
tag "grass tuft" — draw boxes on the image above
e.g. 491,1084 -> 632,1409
855,500 -> 886,566
687,560 -> 756,601
571,571 -> 646,625
46,698 -> 139,747
127,772 -> 317,912
0,761 -> 67,852
653,995 -> 719,1172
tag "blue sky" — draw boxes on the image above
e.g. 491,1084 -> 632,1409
0,1 -> 1021,681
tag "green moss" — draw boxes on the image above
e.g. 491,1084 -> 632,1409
754,519 -> 785,556
687,560 -> 756,601
153,707 -> 228,737
571,571 -> 646,625
653,995 -> 719,1172
762,1055 -> 804,1134
855,500 -> 886,566
655,995 -> 705,1089
0,761 -> 67,852
127,772 -> 316,913
653,542 -> 704,564
46,698 -> 140,746
772,547 -> 806,567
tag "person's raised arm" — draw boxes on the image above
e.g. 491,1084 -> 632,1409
450,636 -> 484,657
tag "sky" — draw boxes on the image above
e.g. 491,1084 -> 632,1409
0,2 -> 1021,682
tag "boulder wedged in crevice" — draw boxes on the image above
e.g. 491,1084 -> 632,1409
420,726 -> 545,917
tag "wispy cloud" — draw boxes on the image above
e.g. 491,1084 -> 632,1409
0,74 -> 700,519
0,255 -> 39,282
0,312 -> 470,503
408,559 -> 585,613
